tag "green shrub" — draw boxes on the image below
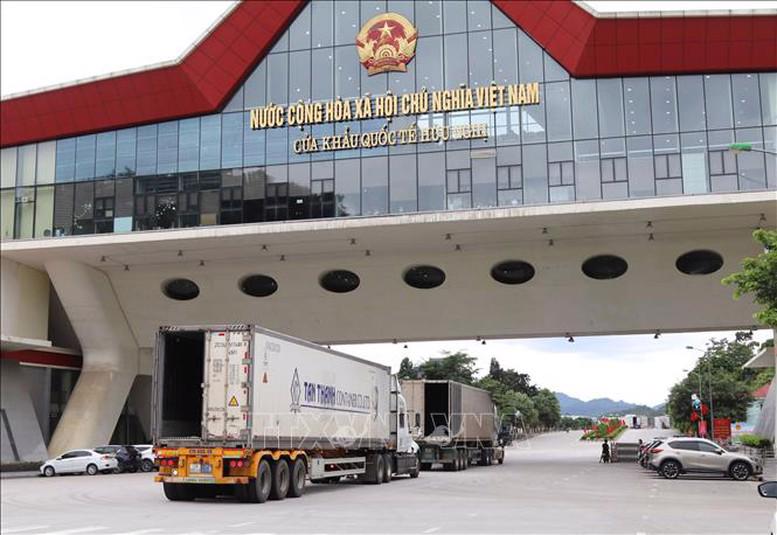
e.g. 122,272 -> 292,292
738,433 -> 772,448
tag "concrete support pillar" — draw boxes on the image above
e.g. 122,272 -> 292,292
45,260 -> 139,456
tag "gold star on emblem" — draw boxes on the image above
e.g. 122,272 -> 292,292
378,21 -> 394,39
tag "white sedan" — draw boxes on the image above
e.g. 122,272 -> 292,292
40,449 -> 118,476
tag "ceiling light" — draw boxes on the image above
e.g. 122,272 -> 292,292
648,233 -> 654,241
548,239 -> 554,246
199,260 -> 205,267
445,233 -> 452,240
455,244 -> 462,251
177,250 -> 183,257
350,238 -> 357,245
481,339 -> 486,345
365,249 -> 371,257
280,255 -> 286,262
100,256 -> 106,262
542,227 -> 548,235
646,221 -> 653,229
124,265 -> 130,271
566,333 -> 574,342
654,330 -> 661,339
262,244 -> 268,251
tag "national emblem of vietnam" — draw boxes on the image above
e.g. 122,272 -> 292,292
355,13 -> 417,76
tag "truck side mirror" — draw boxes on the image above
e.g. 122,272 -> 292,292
758,482 -> 777,499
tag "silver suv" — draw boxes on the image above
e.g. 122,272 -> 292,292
649,437 -> 762,481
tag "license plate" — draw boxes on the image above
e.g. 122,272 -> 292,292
189,463 -> 212,474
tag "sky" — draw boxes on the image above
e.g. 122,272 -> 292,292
1,1 -> 774,405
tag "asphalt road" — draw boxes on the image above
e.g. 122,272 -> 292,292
1,431 -> 773,534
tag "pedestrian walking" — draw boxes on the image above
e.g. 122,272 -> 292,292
600,439 -> 611,463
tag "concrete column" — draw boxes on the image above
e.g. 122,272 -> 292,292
45,260 -> 139,456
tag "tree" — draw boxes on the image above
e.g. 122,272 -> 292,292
397,357 -> 418,380
417,351 -> 478,384
667,333 -> 760,433
723,229 -> 777,327
486,357 -> 538,396
477,376 -> 538,430
532,388 -> 561,430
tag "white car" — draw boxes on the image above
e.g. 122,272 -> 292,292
133,444 -> 157,472
40,449 -> 118,476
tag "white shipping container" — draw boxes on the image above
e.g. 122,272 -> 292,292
154,325 -> 393,451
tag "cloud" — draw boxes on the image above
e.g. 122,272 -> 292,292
335,330 -> 772,407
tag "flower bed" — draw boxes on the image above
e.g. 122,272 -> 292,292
581,418 -> 627,441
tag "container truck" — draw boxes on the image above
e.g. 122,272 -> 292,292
152,325 -> 420,503
401,379 -> 505,471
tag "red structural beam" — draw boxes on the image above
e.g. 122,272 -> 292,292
1,0 -> 775,148
1,350 -> 82,369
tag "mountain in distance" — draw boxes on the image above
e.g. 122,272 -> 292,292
555,392 -> 664,418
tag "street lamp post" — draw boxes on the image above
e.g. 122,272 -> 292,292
686,345 -> 715,441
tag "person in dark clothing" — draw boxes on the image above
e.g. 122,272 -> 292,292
600,439 -> 611,463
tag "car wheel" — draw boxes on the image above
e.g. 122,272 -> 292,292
660,460 -> 681,479
729,461 -> 752,481
43,465 -> 55,477
141,459 -> 154,472
86,463 -> 99,476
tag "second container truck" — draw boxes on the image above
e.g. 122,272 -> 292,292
401,379 -> 505,470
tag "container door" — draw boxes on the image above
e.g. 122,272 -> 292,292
203,330 -> 252,441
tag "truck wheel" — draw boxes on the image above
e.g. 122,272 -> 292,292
270,458 -> 290,500
241,458 -> 272,503
369,453 -> 384,484
288,457 -> 306,498
461,451 -> 468,470
382,454 -> 392,483
409,457 -> 420,478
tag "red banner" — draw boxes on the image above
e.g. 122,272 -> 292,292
713,418 -> 731,440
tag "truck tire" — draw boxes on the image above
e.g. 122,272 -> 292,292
241,458 -> 272,503
382,454 -> 392,483
163,482 -> 195,501
288,457 -> 306,498
461,450 -> 468,470
270,458 -> 290,500
409,457 -> 420,478
368,453 -> 384,484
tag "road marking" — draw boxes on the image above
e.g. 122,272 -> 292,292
112,530 -> 163,535
423,528 -> 441,533
228,522 -> 255,528
45,527 -> 107,535
2,527 -> 51,534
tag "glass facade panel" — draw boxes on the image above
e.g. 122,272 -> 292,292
116,129 -> 136,177
200,115 -> 222,170
36,141 -> 56,184
4,0 -> 774,242
597,79 -> 625,137
1,189 -> 14,239
136,125 -> 157,176
650,76 -> 678,134
704,75 -> 733,129
732,73 -> 762,128
390,154 -> 417,213
1,147 -> 17,188
74,135 -> 96,181
34,185 -> 54,237
95,132 -> 116,178
17,144 -> 36,186
55,139 -> 75,182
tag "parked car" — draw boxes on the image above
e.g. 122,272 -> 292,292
649,437 -> 762,481
94,444 -> 142,473
40,449 -> 117,477
133,444 -> 157,472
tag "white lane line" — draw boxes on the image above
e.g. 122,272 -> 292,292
45,527 -> 107,535
2,527 -> 51,534
112,530 -> 164,535
228,522 -> 255,528
423,528 -> 441,534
